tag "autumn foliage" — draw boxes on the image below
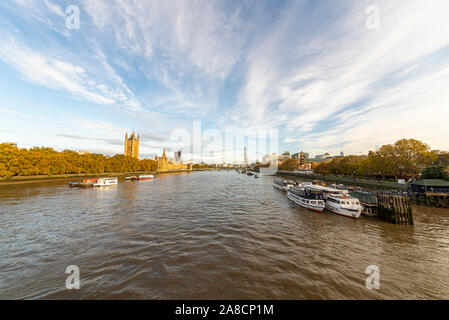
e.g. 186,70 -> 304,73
313,139 -> 448,179
0,144 -> 157,178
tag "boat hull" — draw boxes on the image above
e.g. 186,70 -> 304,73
325,204 -> 362,219
138,175 -> 154,180
287,192 -> 325,212
273,184 -> 287,192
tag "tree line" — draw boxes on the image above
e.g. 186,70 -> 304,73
312,139 -> 449,180
0,143 -> 158,178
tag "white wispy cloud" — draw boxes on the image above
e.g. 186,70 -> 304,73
228,0 -> 449,154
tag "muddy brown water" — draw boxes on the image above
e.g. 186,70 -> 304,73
1,171 -> 449,299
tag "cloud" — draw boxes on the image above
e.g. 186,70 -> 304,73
0,107 -> 41,119
227,0 -> 449,155
0,36 -> 144,109
55,134 -> 123,146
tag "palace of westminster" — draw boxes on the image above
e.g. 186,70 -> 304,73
124,132 -> 192,171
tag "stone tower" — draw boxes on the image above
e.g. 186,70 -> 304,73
124,132 -> 140,159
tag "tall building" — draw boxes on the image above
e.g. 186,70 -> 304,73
292,151 -> 309,166
174,151 -> 182,163
244,147 -> 248,167
263,153 -> 277,164
299,152 -> 305,166
124,132 -> 140,159
278,151 -> 291,162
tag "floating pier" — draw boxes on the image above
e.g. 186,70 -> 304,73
376,195 -> 414,225
408,179 -> 449,208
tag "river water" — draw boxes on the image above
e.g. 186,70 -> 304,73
1,171 -> 449,299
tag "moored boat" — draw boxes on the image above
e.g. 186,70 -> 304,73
273,179 -> 294,192
68,178 -> 97,188
138,174 -> 154,180
350,190 -> 378,217
68,182 -> 81,188
287,186 -> 325,212
125,176 -> 138,181
326,194 -> 362,219
93,177 -> 118,187
306,185 -> 349,199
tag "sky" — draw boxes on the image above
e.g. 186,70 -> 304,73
1,0 -> 449,163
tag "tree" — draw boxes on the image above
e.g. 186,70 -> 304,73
431,150 -> 449,166
279,159 -> 300,171
421,165 -> 446,179
0,143 -> 160,178
368,139 -> 436,179
313,161 -> 330,175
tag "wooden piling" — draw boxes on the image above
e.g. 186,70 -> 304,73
376,194 -> 413,225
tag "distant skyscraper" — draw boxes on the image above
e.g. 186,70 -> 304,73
244,147 -> 248,166
175,150 -> 182,162
124,132 -> 140,159
340,151 -> 345,157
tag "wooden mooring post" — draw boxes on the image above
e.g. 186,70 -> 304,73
376,195 -> 414,225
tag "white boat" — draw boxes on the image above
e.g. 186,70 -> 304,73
138,174 -> 154,180
326,194 -> 362,219
287,186 -> 325,212
273,179 -> 294,192
307,185 -> 349,199
93,177 -> 118,187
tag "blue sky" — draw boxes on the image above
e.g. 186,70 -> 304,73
1,0 -> 449,163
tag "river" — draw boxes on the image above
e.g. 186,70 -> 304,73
1,171 -> 449,299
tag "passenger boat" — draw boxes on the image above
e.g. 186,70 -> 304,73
349,190 -> 378,217
326,194 -> 363,219
69,178 -> 97,188
306,185 -> 349,199
125,176 -> 138,181
138,174 -> 154,180
68,182 -> 81,188
273,179 -> 294,192
287,186 -> 325,212
93,177 -> 118,187
331,183 -> 355,192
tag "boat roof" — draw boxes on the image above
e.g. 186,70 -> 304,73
306,185 -> 345,193
328,194 -> 354,200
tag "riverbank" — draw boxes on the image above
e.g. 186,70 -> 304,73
275,170 -> 408,191
0,168 -> 215,185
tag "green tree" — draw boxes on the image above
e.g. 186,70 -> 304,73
421,165 -> 446,179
